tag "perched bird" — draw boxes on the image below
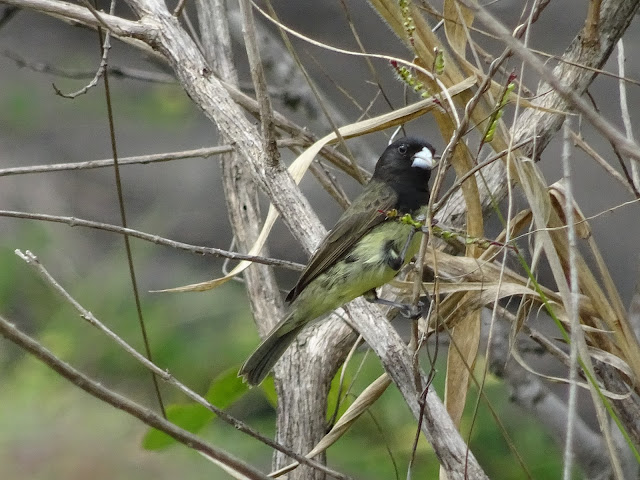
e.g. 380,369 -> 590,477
239,137 -> 437,385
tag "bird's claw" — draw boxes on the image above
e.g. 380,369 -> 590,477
399,300 -> 426,319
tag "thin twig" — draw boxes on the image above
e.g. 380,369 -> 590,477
0,314 -> 271,480
4,49 -> 176,83
172,0 -> 188,16
220,78 -> 369,181
262,1 -> 362,182
97,2 -> 167,416
12,250 -> 350,480
0,139 -> 306,178
561,120 -> 579,480
250,0 -> 461,127
584,90 -> 640,198
227,6 -> 378,167
427,47 -> 506,221
53,1 -> 112,98
513,197 -> 640,240
0,210 -> 303,270
571,131 -> 639,197
617,39 -> 640,190
530,48 -> 640,87
434,137 -> 537,212
336,0 -> 398,117
238,0 -> 279,166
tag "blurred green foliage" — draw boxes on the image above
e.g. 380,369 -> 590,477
0,78 -> 194,134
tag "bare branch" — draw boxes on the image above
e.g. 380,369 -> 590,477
571,131 -> 639,197
226,8 -> 378,163
0,211 -> 303,271
561,120 -> 580,480
12,249 -> 350,480
0,0 -> 147,37
238,0 -> 279,166
617,39 -> 640,190
0,314 -> 272,480
3,49 -> 175,83
0,139 -> 306,177
51,0 -> 113,98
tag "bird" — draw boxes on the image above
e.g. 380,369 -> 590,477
239,137 -> 437,385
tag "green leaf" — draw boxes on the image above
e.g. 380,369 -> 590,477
142,403 -> 213,450
327,369 -> 352,422
142,366 -> 250,450
260,376 -> 278,408
204,366 -> 250,407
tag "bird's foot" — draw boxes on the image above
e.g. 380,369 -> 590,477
398,300 -> 427,319
364,290 -> 428,319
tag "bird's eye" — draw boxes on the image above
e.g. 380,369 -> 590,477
398,145 -> 408,154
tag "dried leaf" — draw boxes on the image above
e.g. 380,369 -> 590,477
444,0 -> 475,59
269,374 -> 392,477
510,344 -> 631,401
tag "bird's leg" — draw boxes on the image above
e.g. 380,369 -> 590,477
363,289 -> 424,319
384,224 -> 417,271
398,213 -> 428,266
397,226 -> 417,266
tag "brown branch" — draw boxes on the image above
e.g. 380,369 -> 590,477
221,79 -> 370,181
585,0 -> 602,45
226,7 -> 377,166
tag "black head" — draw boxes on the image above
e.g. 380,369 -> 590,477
372,137 -> 437,212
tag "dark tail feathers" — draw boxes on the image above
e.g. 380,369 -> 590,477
239,321 -> 305,386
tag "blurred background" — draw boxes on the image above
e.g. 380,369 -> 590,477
0,0 -> 639,478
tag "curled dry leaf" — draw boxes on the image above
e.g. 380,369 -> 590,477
269,374 -> 392,478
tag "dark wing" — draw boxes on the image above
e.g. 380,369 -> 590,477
286,180 -> 397,303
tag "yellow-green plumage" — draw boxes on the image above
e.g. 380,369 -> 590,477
239,138 -> 436,385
